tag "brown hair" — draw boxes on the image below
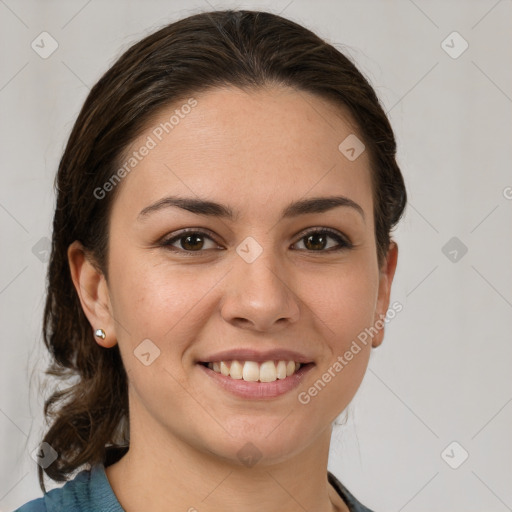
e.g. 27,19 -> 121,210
38,9 -> 407,492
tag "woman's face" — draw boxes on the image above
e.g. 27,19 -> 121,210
75,85 -> 397,466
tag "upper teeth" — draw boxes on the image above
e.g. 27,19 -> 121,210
207,360 -> 301,382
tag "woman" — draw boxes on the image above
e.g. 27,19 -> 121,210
14,9 -> 406,512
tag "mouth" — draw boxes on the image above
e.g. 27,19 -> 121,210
197,359 -> 315,399
198,359 -> 315,383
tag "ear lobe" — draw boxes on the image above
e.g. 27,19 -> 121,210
372,241 -> 399,348
67,240 -> 117,348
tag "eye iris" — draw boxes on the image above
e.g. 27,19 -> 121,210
182,234 -> 204,251
304,233 -> 327,251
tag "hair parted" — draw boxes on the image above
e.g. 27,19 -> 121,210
39,8 -> 407,492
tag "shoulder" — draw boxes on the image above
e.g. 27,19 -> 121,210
11,467 -> 97,512
328,471 -> 376,512
11,498 -> 47,512
13,453 -> 126,512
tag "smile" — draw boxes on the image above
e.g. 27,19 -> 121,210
197,360 -> 315,399
202,359 -> 302,382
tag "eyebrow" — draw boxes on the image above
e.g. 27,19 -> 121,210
137,195 -> 365,222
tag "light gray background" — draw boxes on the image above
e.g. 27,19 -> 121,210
1,1 -> 511,511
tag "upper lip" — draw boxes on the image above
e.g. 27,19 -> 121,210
198,348 -> 314,364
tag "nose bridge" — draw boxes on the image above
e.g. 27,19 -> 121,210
221,234 -> 300,330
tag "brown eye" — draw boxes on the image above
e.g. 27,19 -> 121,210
293,228 -> 352,252
161,230 -> 220,254
160,227 -> 352,256
180,233 -> 205,251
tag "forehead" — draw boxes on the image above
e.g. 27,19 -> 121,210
111,85 -> 373,224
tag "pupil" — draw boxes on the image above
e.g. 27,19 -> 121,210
305,233 -> 326,251
183,234 -> 203,250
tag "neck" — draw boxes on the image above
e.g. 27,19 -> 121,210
105,403 -> 348,512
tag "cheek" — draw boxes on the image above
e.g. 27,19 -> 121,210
295,316 -> 374,420
110,264 -> 173,337
107,259 -> 214,406
108,249 -> 221,357
298,256 -> 378,403
305,258 -> 379,345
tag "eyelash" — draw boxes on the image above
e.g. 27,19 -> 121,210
159,227 -> 353,256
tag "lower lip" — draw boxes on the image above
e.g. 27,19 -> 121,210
197,363 -> 315,399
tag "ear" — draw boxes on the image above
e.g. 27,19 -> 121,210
371,241 -> 399,348
67,240 -> 117,348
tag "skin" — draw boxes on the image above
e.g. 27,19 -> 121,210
68,85 -> 398,512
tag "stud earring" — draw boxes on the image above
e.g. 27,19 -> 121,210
94,328 -> 106,340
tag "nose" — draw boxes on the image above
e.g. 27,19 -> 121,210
220,244 -> 301,332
